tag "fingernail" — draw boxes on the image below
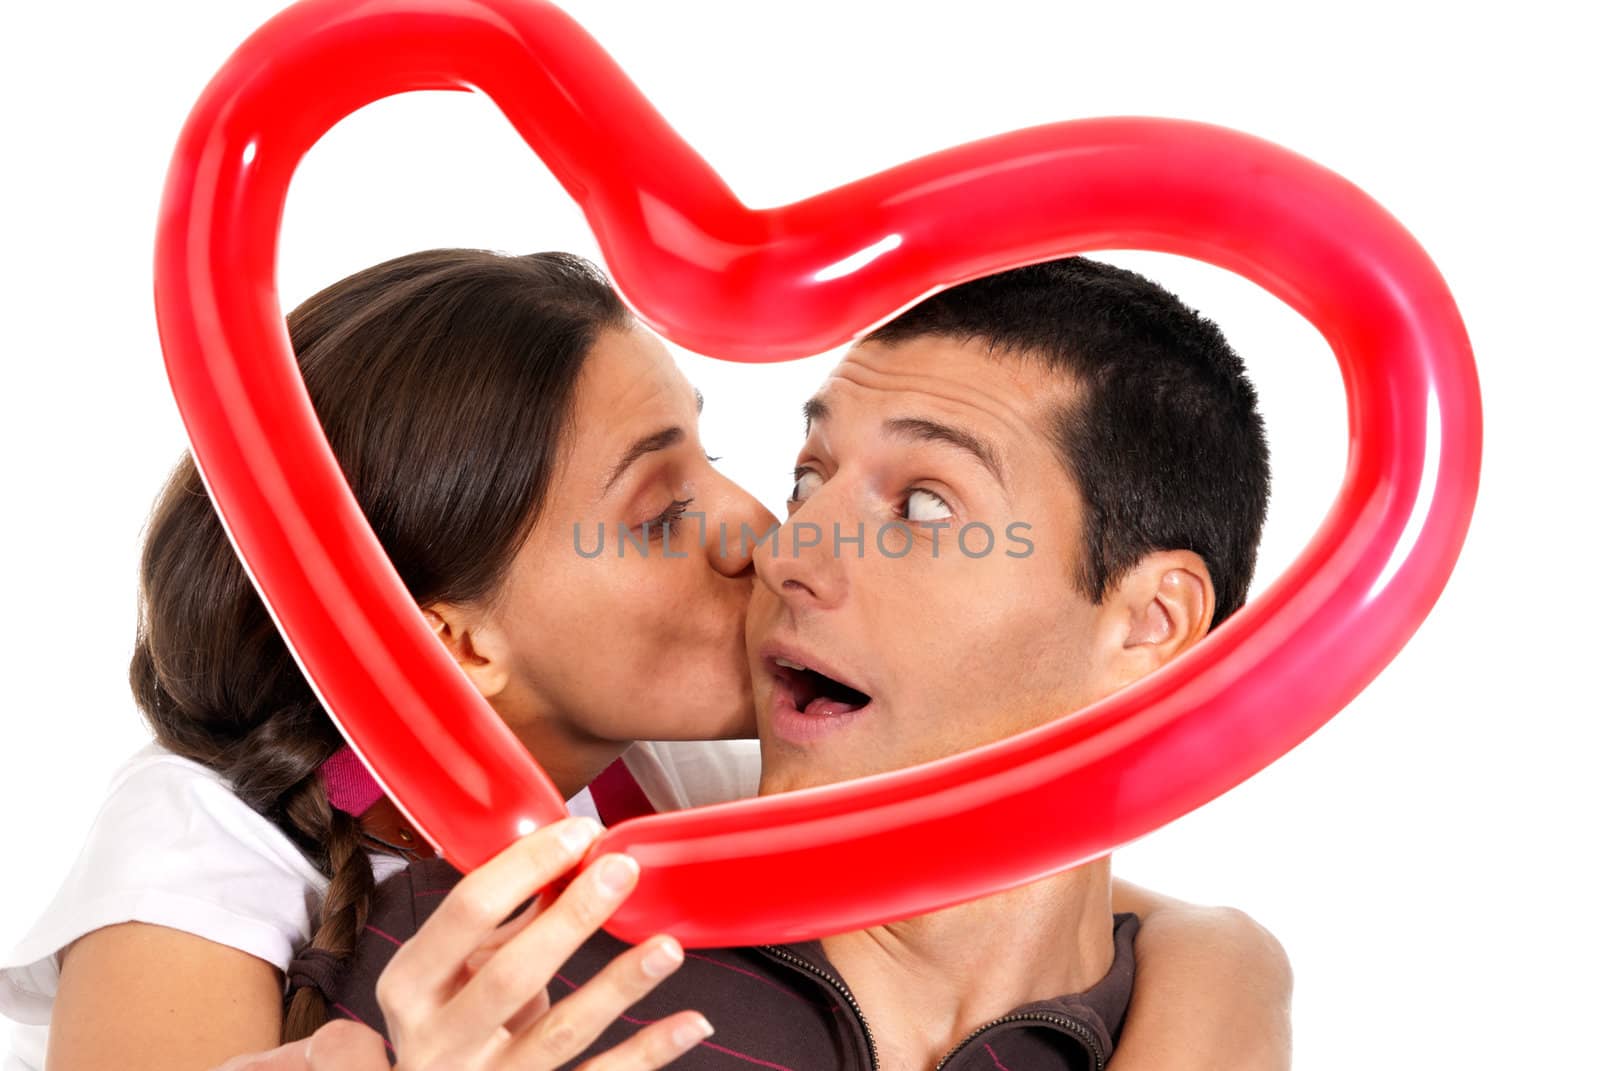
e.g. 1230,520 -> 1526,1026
558,817 -> 603,855
641,937 -> 684,979
673,1015 -> 714,1048
594,853 -> 640,897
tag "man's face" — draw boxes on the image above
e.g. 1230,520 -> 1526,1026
746,337 -> 1127,795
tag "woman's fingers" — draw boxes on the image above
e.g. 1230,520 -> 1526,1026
483,893 -> 548,951
380,817 -> 602,1008
502,986 -> 555,1036
367,817 -> 711,1071
207,1022 -> 388,1071
572,1011 -> 715,1071
461,905 -> 554,1037
432,852 -> 643,1047
209,1038 -> 312,1071
305,1020 -> 390,1070
462,895 -> 549,977
505,936 -> 702,1069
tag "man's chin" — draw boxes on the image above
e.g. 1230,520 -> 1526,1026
757,773 -> 836,796
755,746 -> 842,797
755,748 -> 806,797
756,743 -> 888,797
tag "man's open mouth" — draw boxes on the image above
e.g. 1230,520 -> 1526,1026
767,654 -> 873,718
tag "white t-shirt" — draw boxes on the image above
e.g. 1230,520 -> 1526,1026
0,738 -> 760,1071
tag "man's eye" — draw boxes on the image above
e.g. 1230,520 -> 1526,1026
904,488 -> 953,524
789,467 -> 824,503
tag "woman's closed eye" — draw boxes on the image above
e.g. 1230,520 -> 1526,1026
640,497 -> 695,537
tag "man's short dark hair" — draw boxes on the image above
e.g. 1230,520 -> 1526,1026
866,257 -> 1270,626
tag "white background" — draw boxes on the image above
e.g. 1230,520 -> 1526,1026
2,1 -> 1595,1066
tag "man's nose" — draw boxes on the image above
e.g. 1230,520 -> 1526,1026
704,471 -> 778,580
754,491 -> 850,611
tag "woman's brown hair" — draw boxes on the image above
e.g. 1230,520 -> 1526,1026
128,249 -> 629,1040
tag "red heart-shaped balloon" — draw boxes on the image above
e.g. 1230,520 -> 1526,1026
154,0 -> 1480,946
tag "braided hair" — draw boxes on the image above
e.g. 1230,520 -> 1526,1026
129,249 -> 629,1040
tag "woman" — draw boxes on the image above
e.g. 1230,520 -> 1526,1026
0,249 -> 1288,1071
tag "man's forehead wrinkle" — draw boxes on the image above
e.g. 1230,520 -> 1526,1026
871,333 -> 1086,401
825,349 -> 1056,447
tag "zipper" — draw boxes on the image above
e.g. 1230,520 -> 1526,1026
759,945 -> 881,1071
757,948 -> 1102,1071
933,1012 -> 1105,1071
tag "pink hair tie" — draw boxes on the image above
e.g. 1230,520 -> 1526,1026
321,746 -> 385,816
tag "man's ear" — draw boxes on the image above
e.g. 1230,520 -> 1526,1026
421,603 -> 512,701
1093,550 -> 1215,696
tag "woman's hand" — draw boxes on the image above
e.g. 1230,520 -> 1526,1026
380,816 -> 712,1069
212,1020 -> 388,1071
1107,879 -> 1293,1071
216,816 -> 712,1071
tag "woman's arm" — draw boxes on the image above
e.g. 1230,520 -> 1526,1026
49,922 -> 285,1071
1108,879 -> 1293,1071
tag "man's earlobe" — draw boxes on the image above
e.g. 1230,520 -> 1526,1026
420,603 -> 511,700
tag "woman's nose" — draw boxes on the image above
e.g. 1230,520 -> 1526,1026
705,472 -> 778,579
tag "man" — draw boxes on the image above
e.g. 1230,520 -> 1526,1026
244,257 -> 1281,1070
731,255 -> 1269,1068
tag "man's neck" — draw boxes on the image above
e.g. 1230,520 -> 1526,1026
819,859 -> 1114,1071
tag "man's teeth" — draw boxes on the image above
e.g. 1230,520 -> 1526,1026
774,657 -> 808,671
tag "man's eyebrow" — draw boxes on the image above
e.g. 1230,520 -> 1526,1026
802,395 -> 829,432
695,388 -> 705,414
603,426 -> 685,495
883,417 -> 1007,486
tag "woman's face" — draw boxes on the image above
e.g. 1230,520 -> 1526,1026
465,323 -> 775,769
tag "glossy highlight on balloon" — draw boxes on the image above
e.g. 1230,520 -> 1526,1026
153,0 -> 1482,946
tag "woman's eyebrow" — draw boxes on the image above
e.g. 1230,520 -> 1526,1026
603,426 -> 685,495
883,416 -> 1007,487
